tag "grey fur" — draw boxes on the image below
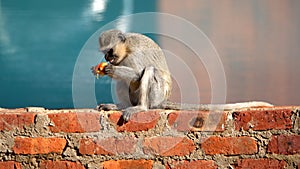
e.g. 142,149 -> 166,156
96,29 -> 272,121
98,29 -> 171,121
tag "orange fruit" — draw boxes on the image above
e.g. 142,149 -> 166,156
94,62 -> 108,78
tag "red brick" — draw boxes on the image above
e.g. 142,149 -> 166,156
79,137 -> 137,155
236,159 -> 287,169
13,137 -> 66,154
102,160 -> 153,169
0,112 -> 35,131
168,111 -> 226,132
201,136 -> 257,155
40,161 -> 85,169
234,108 -> 293,131
0,161 -> 22,169
143,136 -> 195,156
166,160 -> 217,169
108,111 -> 160,132
267,135 -> 300,155
48,112 -> 101,133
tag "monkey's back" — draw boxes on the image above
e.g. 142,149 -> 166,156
122,33 -> 170,73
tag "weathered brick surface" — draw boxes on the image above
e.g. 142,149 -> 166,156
166,160 -> 217,169
108,111 -> 160,132
201,136 -> 257,155
13,137 -> 66,154
0,112 -> 35,131
168,111 -> 226,132
267,135 -> 300,155
40,161 -> 85,169
233,108 -> 293,131
0,161 -> 22,169
48,112 -> 101,133
79,138 -> 111,155
143,136 -> 195,156
0,107 -> 299,168
235,159 -> 287,169
102,160 -> 153,169
79,137 -> 137,155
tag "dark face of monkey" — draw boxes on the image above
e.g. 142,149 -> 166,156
99,30 -> 128,65
104,48 -> 119,65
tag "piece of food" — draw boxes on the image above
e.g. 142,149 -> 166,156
92,62 -> 108,78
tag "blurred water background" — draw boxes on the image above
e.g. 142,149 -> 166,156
0,0 -> 299,108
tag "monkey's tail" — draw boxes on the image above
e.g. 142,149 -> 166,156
161,101 -> 273,111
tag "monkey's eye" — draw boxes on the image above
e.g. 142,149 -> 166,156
102,49 -> 108,54
107,49 -> 113,55
101,48 -> 112,55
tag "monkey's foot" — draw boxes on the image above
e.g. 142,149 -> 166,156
122,106 -> 146,121
97,104 -> 118,111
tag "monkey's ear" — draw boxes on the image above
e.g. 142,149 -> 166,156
118,33 -> 126,42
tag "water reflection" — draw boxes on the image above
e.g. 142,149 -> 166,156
116,0 -> 133,32
0,0 -> 16,55
90,0 -> 107,21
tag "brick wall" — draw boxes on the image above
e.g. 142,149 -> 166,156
0,106 -> 299,169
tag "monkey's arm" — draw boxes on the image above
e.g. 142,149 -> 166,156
104,64 -> 140,82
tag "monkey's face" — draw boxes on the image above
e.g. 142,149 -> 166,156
104,48 -> 119,65
103,42 -> 128,65
99,30 -> 128,65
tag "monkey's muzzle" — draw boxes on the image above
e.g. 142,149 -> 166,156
105,53 -> 118,65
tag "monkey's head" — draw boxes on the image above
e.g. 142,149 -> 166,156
99,29 -> 128,65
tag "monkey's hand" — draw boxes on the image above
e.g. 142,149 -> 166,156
102,65 -> 141,82
103,64 -> 114,75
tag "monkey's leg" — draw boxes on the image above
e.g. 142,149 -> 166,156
97,81 -> 132,111
97,66 -> 140,111
122,67 -> 156,121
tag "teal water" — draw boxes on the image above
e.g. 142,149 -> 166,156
0,0 -> 157,108
1,1 -> 300,108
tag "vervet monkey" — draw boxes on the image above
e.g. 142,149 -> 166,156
92,29 -> 272,121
